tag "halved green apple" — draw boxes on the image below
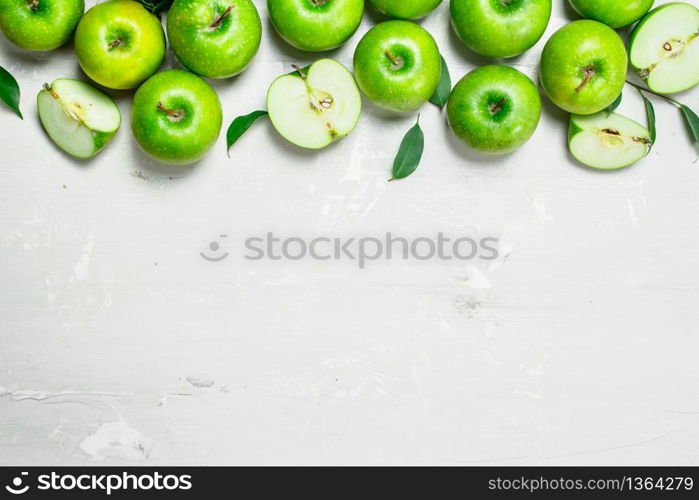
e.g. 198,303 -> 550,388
38,79 -> 121,159
266,59 -> 361,150
629,2 -> 699,94
568,112 -> 652,169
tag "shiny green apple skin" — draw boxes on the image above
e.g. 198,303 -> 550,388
267,0 -> 364,52
540,20 -> 627,115
0,0 -> 84,51
74,0 -> 165,90
568,0 -> 654,28
131,70 -> 223,165
447,65 -> 541,154
353,20 -> 441,112
166,0 -> 261,79
451,0 -> 552,58
368,0 -> 442,20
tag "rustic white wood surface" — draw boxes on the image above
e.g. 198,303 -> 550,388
1,0 -> 698,465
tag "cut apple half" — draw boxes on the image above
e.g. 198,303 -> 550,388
629,2 -> 699,94
266,59 -> 361,150
568,112 -> 651,170
37,79 -> 121,159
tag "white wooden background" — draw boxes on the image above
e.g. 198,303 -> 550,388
1,0 -> 698,465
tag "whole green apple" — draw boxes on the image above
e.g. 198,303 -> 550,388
629,2 -> 699,94
569,0 -> 654,29
539,20 -> 627,115
267,0 -> 364,52
166,0 -> 261,79
368,0 -> 442,20
131,70 -> 223,165
450,0 -> 552,58
447,65 -> 541,154
0,0 -> 84,51
74,0 -> 165,90
353,20 -> 441,112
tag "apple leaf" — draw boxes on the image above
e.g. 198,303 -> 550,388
606,92 -> 622,116
0,65 -> 22,119
679,104 -> 699,147
637,89 -> 656,146
389,116 -> 424,181
429,55 -> 451,109
137,0 -> 173,15
226,110 -> 268,157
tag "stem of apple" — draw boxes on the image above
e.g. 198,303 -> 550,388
575,66 -> 596,93
291,64 -> 307,80
156,101 -> 184,121
28,0 -> 39,11
43,83 -> 59,100
489,97 -> 506,115
209,5 -> 234,29
108,39 -> 123,49
624,80 -> 681,106
385,49 -> 403,69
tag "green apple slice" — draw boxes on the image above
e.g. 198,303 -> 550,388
629,2 -> 699,94
568,112 -> 651,169
38,79 -> 121,159
266,59 -> 361,150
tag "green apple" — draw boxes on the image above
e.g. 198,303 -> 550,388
37,78 -> 120,159
629,2 -> 699,94
166,0 -> 261,79
446,65 -> 541,154
0,0 -> 84,51
131,70 -> 222,165
267,0 -> 364,52
568,0 -> 654,28
451,0 -> 551,58
267,59 -> 361,149
368,0 -> 442,20
353,20 -> 440,112
74,0 -> 165,90
568,111 -> 651,169
540,20 -> 627,115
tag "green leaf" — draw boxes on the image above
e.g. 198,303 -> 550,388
389,116 -> 424,181
226,110 -> 268,156
637,88 -> 656,145
679,104 -> 699,146
606,91 -> 622,116
429,55 -> 451,109
137,0 -> 173,15
0,65 -> 22,119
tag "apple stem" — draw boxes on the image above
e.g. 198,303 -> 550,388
28,0 -> 39,10
108,39 -> 123,49
385,49 -> 403,69
209,5 -> 234,29
575,66 -> 596,93
156,101 -> 184,121
489,97 -> 506,115
43,83 -> 59,99
291,64 -> 307,80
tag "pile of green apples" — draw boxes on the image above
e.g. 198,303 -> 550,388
0,0 -> 697,171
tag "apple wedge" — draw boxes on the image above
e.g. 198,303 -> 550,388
38,79 -> 121,159
629,2 -> 699,94
568,112 -> 651,169
266,59 -> 361,150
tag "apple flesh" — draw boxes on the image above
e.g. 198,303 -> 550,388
629,2 -> 699,94
267,59 -> 361,149
353,20 -> 441,112
74,0 -> 166,90
540,20 -> 627,115
267,0 -> 364,52
0,0 -> 84,51
447,65 -> 541,155
368,0 -> 442,20
166,0 -> 262,79
451,0 -> 551,58
568,112 -> 651,169
37,78 -> 121,159
568,0 -> 654,29
131,70 -> 223,165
